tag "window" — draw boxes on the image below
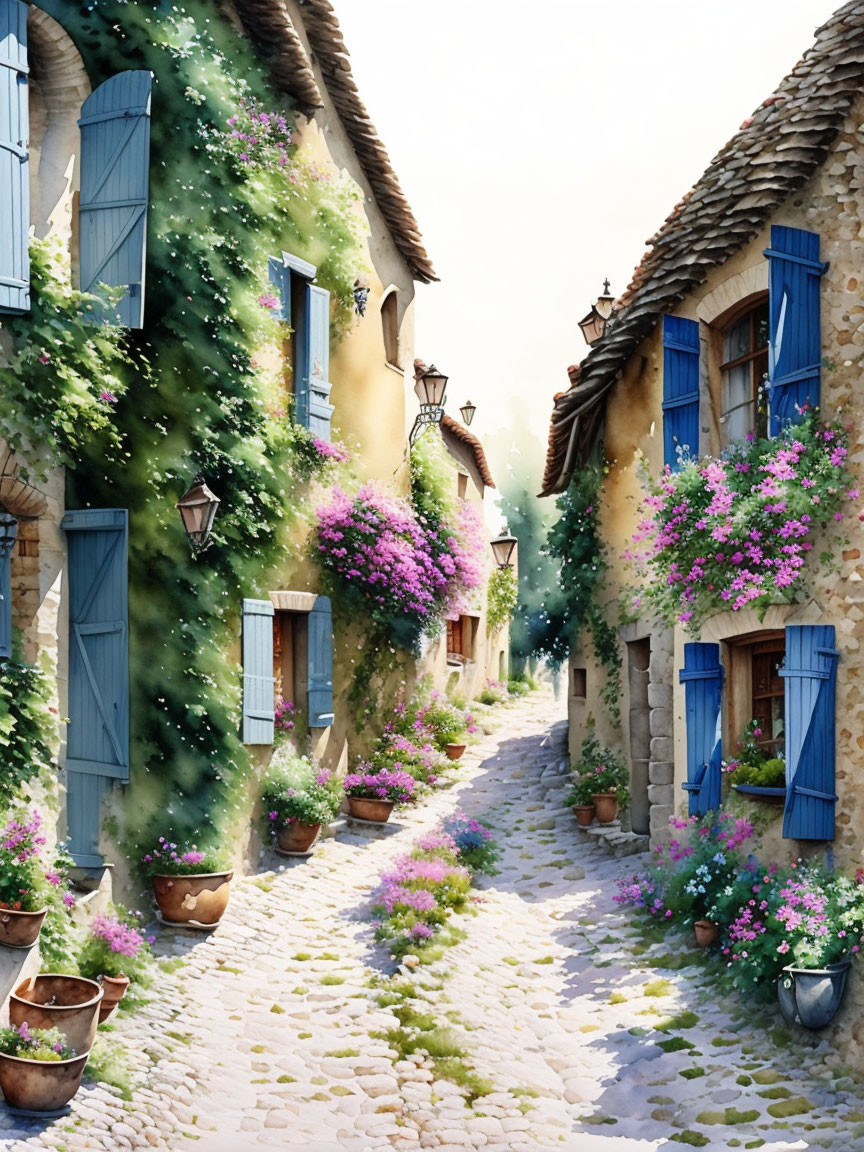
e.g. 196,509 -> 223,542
457,472 -> 468,501
572,667 -> 587,699
446,615 -> 478,665
720,297 -> 769,443
381,289 -> 400,367
749,636 -> 785,758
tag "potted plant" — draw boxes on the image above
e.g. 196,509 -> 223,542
726,721 -> 786,804
0,1024 -> 88,1114
413,693 -> 470,758
0,809 -> 75,950
9,976 -> 102,1054
77,909 -> 154,1022
572,736 -> 630,825
343,767 -> 415,823
142,839 -> 233,928
566,775 -> 596,827
262,753 -> 341,854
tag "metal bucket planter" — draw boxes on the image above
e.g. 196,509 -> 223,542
347,797 -> 395,823
0,1051 -> 89,1115
777,959 -> 851,1030
10,975 -> 102,1054
0,907 -> 48,949
152,871 -> 233,928
276,821 -> 321,855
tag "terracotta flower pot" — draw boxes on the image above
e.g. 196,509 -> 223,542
152,871 -> 233,927
347,797 -> 395,823
276,821 -> 321,854
592,793 -> 619,824
444,743 -> 466,761
10,975 -> 103,1054
573,804 -> 596,827
694,920 -> 719,948
98,975 -> 130,1023
0,1051 -> 89,1114
0,906 -> 48,950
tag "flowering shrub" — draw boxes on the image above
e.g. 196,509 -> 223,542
78,908 -> 154,982
262,752 -> 341,829
441,811 -> 499,875
632,414 -> 858,630
570,735 -> 630,809
411,694 -> 467,751
141,838 -> 226,877
273,698 -> 296,745
478,679 -> 509,706
0,1023 -> 74,1062
372,816 -> 498,957
723,720 -> 786,788
372,729 -> 444,787
312,438 -> 350,463
0,809 -> 75,914
222,99 -> 292,171
343,768 -> 416,806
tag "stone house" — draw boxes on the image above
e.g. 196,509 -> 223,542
542,0 -> 864,868
0,0 -> 506,926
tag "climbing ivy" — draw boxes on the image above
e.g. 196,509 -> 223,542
486,567 -> 517,633
0,656 -> 57,807
545,452 -> 623,725
0,1 -> 369,861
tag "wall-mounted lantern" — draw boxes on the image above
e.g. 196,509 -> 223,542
490,526 -> 518,569
176,476 -> 221,556
0,508 -> 18,559
410,363 -> 449,447
460,399 -> 477,427
578,279 -> 615,346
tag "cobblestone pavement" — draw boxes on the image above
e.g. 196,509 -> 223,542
3,686 -> 864,1151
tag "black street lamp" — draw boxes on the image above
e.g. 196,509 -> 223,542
578,279 -> 615,346
176,476 -> 221,556
490,526 -> 518,569
410,363 -> 449,447
460,399 -> 477,427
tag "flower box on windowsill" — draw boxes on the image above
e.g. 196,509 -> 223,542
731,783 -> 785,807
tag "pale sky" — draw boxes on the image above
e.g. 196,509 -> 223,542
337,0 -> 834,485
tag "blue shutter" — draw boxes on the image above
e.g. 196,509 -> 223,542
765,226 -> 826,436
62,509 -> 129,867
268,256 -> 290,323
0,0 -> 29,313
307,595 -> 334,728
242,598 -> 274,744
662,316 -> 699,470
79,70 -> 152,328
781,625 -> 838,841
0,532 -> 14,659
679,642 -> 723,816
301,285 -> 334,440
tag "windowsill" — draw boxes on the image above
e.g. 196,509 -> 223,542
384,360 -> 404,375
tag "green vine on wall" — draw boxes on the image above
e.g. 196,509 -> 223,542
546,452 -> 623,725
486,566 -> 517,633
0,656 -> 57,808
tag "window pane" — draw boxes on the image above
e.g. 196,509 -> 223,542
723,362 -> 753,441
754,301 -> 769,351
724,314 -> 751,361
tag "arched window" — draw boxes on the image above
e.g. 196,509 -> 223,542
381,290 -> 400,367
720,296 -> 769,443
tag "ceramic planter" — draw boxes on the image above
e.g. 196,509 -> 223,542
276,821 -> 321,854
694,920 -> 719,948
0,906 -> 48,949
444,743 -> 466,761
777,959 -> 851,1030
98,975 -> 130,1023
731,784 -> 786,807
347,797 -> 395,823
10,975 -> 102,1054
572,804 -> 595,827
0,1051 -> 89,1114
152,871 -> 233,928
592,793 -> 619,825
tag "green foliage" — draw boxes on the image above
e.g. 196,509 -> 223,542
546,458 -> 622,723
260,750 -> 341,830
732,759 -> 786,788
0,657 -> 56,806
85,1038 -> 134,1099
486,566 -> 517,633
571,735 -> 630,809
76,906 -> 154,983
11,1 -> 368,856
0,1024 -> 74,1062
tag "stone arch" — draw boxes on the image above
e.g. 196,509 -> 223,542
696,262 -> 768,326
0,445 -> 48,518
27,7 -> 91,249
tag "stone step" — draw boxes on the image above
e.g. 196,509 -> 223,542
573,819 -> 650,859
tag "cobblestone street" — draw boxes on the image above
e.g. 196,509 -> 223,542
3,687 -> 864,1152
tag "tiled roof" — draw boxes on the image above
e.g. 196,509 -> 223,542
440,414 -> 496,491
236,0 -> 437,284
540,0 -> 864,496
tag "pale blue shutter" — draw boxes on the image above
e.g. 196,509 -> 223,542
79,70 -> 152,328
679,642 -> 723,816
62,509 -> 129,866
0,0 -> 29,313
302,285 -> 334,440
765,226 -> 826,436
268,256 -> 290,323
662,316 -> 700,470
242,598 -> 274,744
0,538 -> 13,660
307,595 -> 334,728
781,625 -> 838,841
